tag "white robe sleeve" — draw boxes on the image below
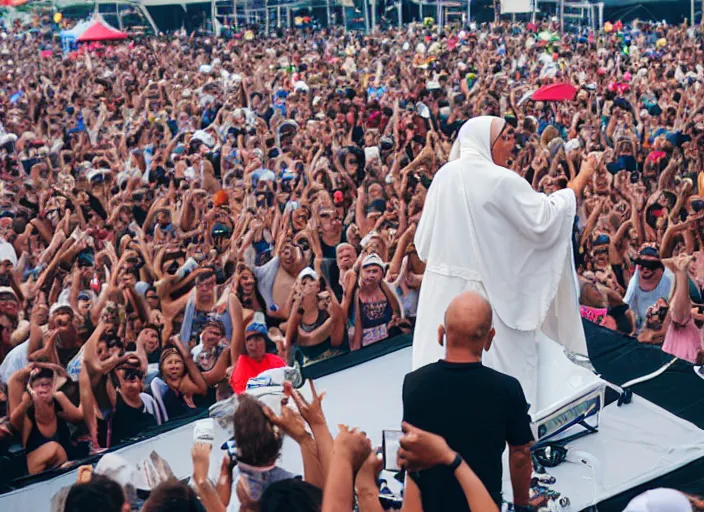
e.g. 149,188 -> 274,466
469,170 -> 578,332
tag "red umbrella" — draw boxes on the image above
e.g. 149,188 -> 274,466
531,83 -> 577,102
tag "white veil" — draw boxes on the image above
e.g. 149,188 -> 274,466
448,115 -> 504,163
415,115 -> 586,355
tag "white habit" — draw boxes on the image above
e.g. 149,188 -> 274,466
412,116 -> 587,408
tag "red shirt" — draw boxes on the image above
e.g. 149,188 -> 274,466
230,354 -> 286,394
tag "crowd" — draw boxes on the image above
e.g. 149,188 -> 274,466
1,7 -> 704,509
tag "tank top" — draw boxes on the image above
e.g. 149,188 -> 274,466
25,401 -> 72,455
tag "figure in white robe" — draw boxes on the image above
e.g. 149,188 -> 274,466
412,116 -> 587,408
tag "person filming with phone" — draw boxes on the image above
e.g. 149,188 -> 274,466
401,291 -> 534,511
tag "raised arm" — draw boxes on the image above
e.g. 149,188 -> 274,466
668,254 -> 694,325
172,337 -> 208,396
228,292 -> 246,365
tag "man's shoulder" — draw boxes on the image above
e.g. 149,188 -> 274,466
405,361 -> 524,394
405,361 -> 445,382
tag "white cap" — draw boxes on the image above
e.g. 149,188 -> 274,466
49,302 -> 74,316
624,489 -> 692,512
0,286 -> 17,300
298,267 -> 318,281
293,80 -> 309,93
361,253 -> 386,270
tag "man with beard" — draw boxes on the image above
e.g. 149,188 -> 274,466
625,244 -> 675,332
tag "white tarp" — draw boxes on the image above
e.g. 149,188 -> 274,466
501,0 -> 536,14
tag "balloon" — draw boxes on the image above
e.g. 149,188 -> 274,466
604,22 -> 613,33
656,38 -> 667,48
53,12 -> 62,23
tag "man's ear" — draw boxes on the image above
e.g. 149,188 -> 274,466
437,324 -> 445,348
483,327 -> 495,352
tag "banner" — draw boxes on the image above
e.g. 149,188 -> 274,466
500,0 -> 535,14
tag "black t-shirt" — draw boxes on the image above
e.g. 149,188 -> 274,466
111,393 -> 158,445
402,360 -> 533,509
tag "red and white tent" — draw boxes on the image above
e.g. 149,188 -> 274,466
76,16 -> 127,42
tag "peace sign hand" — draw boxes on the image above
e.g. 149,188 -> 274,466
286,380 -> 327,429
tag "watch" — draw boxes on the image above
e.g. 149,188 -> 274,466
447,452 -> 463,472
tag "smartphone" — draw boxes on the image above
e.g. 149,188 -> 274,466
382,429 -> 403,472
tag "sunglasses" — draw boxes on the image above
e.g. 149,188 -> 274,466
122,367 -> 144,381
635,259 -> 663,270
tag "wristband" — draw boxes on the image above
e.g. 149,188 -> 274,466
446,452 -> 462,472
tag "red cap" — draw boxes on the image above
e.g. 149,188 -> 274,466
333,190 -> 344,204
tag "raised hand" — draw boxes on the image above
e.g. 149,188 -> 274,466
288,380 -> 327,428
333,425 -> 372,475
262,398 -> 310,444
397,421 -> 455,472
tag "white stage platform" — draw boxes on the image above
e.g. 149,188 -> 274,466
2,342 -> 704,511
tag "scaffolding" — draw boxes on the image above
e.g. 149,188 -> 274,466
207,0 -> 605,35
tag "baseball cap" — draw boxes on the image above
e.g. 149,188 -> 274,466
245,322 -> 269,340
298,267 -> 318,281
77,290 -> 95,302
49,302 -> 74,316
368,198 -> 387,214
638,244 -> 660,259
361,253 -> 386,271
0,286 -> 18,301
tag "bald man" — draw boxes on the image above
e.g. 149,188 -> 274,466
402,292 -> 533,512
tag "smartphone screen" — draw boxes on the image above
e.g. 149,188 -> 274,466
382,429 -> 403,472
